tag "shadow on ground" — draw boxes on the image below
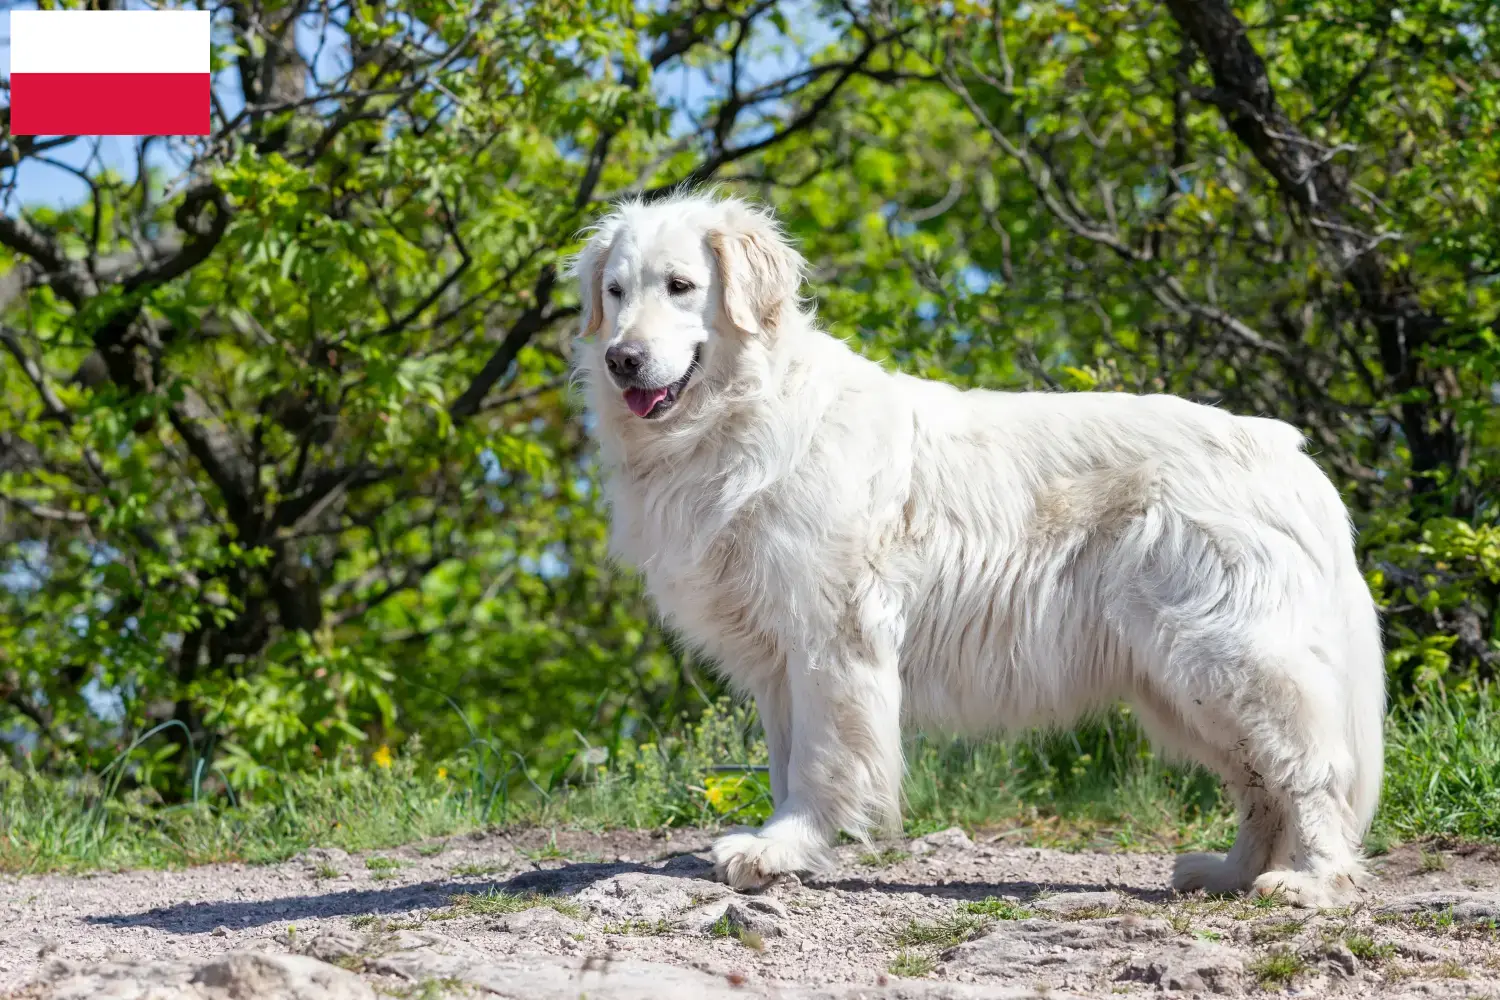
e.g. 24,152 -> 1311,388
83,850 -> 1156,934
82,855 -> 710,934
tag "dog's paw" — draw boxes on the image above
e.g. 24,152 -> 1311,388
1172,852 -> 1252,894
711,830 -> 817,891
1251,869 -> 1365,909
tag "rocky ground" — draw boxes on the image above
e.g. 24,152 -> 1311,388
2,826 -> 1499,998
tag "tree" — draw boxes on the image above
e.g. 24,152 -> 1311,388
3,0 -> 1496,795
734,0 -> 1496,691
0,0 -> 920,788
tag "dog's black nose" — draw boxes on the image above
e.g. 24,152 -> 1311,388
606,341 -> 648,377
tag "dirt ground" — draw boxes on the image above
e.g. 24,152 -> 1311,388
3,826 -> 1500,998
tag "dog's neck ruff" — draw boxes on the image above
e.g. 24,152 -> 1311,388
596,324 -> 834,532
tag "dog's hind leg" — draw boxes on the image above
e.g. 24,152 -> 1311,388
1174,783 -> 1291,895
713,638 -> 904,891
1128,686 -> 1285,895
1144,649 -> 1368,908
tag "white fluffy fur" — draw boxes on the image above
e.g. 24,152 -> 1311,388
571,192 -> 1386,907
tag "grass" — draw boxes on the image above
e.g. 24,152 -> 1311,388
888,950 -> 936,977
1249,889 -> 1287,911
961,897 -> 1033,920
5,688 -> 1500,873
522,833 -> 568,861
602,918 -> 673,935
708,912 -> 764,950
1434,959 -> 1469,979
0,752 -> 485,873
1250,918 -> 1306,943
858,848 -> 910,868
446,888 -> 582,919
1249,949 -> 1305,988
1344,933 -> 1395,962
894,913 -> 989,949
389,978 -> 468,1000
886,906 -> 993,978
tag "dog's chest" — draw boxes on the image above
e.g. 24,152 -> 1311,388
612,482 -> 793,670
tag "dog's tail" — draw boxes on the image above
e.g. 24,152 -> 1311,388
1294,437 -> 1385,845
1292,435 -> 1385,844
1342,556 -> 1386,843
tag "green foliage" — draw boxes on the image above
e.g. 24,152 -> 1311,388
0,0 -> 1496,836
0,738 -> 477,872
447,889 -> 582,919
1379,687 -> 1500,842
1345,933 -> 1396,962
961,898 -> 1033,920
894,913 -> 989,948
5,689 -> 1500,873
887,950 -> 936,978
901,707 -> 1235,851
859,847 -> 911,867
1249,949 -> 1307,989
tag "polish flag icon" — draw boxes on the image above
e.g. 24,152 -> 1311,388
8,9 -> 211,137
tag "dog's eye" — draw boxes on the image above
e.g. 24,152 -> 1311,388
606,283 -> 623,298
667,277 -> 694,295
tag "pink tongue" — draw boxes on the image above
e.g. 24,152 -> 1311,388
624,387 -> 669,416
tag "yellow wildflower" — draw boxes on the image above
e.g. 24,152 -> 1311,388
372,744 -> 393,769
436,766 -> 448,780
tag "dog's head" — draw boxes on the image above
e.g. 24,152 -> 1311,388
570,192 -> 804,422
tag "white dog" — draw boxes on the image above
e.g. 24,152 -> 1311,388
571,191 -> 1385,907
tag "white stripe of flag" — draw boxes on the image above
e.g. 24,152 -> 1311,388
9,10 -> 211,136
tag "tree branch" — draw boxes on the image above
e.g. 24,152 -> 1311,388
1160,0 -> 1464,507
449,265 -> 562,420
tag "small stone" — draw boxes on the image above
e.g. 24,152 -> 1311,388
1030,890 -> 1124,917
1321,940 -> 1359,979
298,847 -> 351,868
191,952 -> 376,999
739,897 -> 788,919
944,917 -> 1175,980
723,901 -> 784,938
656,853 -> 715,877
1376,890 -> 1500,922
488,906 -> 581,936
1396,940 -> 1448,961
575,871 -> 732,923
908,826 -> 973,855
1117,940 -> 1246,995
300,929 -> 367,964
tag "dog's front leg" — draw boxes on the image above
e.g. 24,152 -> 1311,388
714,643 -> 903,890
754,677 -> 792,807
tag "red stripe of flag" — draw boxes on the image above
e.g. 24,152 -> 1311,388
10,73 -> 210,136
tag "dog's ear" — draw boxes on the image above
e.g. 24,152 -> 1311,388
709,202 -> 804,337
568,213 -> 625,338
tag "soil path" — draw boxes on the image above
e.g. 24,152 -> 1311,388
3,827 -> 1499,997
